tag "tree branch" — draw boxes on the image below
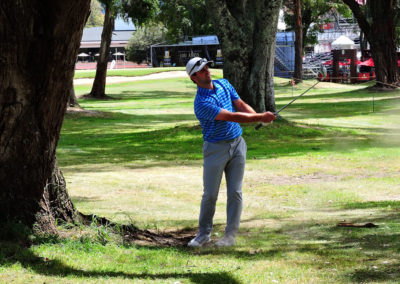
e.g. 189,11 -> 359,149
341,0 -> 370,35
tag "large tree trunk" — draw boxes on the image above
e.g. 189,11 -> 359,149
342,0 -> 400,87
87,4 -> 115,99
0,0 -> 90,229
206,0 -> 282,113
293,0 -> 303,84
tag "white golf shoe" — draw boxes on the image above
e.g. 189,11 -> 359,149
187,234 -> 211,247
215,235 -> 235,247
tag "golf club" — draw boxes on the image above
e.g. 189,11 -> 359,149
255,66 -> 328,130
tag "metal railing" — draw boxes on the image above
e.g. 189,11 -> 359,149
275,46 -> 292,72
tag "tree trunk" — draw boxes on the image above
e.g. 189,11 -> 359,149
45,159 -> 77,223
87,4 -> 115,99
0,0 -> 90,229
342,0 -> 399,87
36,158 -> 77,234
206,0 -> 282,113
69,83 -> 81,108
293,0 -> 303,84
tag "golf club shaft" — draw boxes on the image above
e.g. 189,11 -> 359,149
255,80 -> 321,130
275,80 -> 321,114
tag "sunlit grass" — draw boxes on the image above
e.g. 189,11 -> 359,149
1,73 -> 400,283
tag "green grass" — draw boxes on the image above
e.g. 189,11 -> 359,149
1,73 -> 400,283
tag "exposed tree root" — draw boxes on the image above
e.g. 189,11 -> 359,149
78,212 -> 195,247
337,222 -> 378,228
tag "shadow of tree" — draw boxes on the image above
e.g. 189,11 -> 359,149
0,243 -> 241,283
278,96 -> 400,119
175,201 -> 400,282
59,111 -> 399,171
1,200 -> 400,283
349,262 -> 400,282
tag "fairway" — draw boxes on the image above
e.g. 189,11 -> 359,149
1,71 -> 400,283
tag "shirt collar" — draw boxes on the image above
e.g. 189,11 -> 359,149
197,80 -> 217,95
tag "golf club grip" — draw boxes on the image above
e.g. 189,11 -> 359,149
255,123 -> 263,130
255,112 -> 277,130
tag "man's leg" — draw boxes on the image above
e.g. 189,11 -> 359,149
219,137 -> 246,245
198,142 -> 228,236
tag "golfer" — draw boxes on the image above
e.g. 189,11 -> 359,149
186,57 -> 276,247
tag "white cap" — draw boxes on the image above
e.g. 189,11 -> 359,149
186,57 -> 213,76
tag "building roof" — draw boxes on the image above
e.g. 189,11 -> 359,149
80,26 -> 135,48
151,35 -> 220,48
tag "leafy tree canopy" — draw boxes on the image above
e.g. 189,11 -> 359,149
157,0 -> 214,42
126,23 -> 167,63
95,0 -> 158,25
120,0 -> 159,26
86,0 -> 104,27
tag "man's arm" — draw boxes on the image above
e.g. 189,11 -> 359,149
215,109 -> 275,123
215,98 -> 275,123
233,99 -> 257,114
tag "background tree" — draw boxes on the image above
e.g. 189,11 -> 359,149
341,0 -> 399,87
86,0 -> 105,28
86,0 -> 119,99
205,0 -> 282,113
0,0 -> 91,230
158,0 -> 215,42
126,23 -> 167,63
69,83 -> 81,108
395,3 -> 400,47
87,0 -> 159,99
283,1 -> 350,49
282,0 -> 351,84
293,0 -> 303,84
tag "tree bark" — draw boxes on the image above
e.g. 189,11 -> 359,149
47,159 -> 77,223
69,83 -> 81,108
206,0 -> 282,113
342,0 -> 399,87
0,0 -> 90,229
87,3 -> 115,99
293,0 -> 303,84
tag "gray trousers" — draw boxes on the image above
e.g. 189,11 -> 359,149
198,136 -> 247,238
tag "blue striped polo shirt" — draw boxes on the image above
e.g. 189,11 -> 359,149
194,79 -> 243,142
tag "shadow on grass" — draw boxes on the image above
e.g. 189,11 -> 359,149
0,242 -> 241,283
179,200 -> 400,282
59,82 -> 400,170
273,201 -> 400,282
341,200 -> 400,210
59,110 -> 399,171
1,200 -> 400,283
278,96 -> 400,120
349,262 -> 400,283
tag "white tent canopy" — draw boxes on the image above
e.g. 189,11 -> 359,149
331,35 -> 355,50
78,52 -> 89,57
